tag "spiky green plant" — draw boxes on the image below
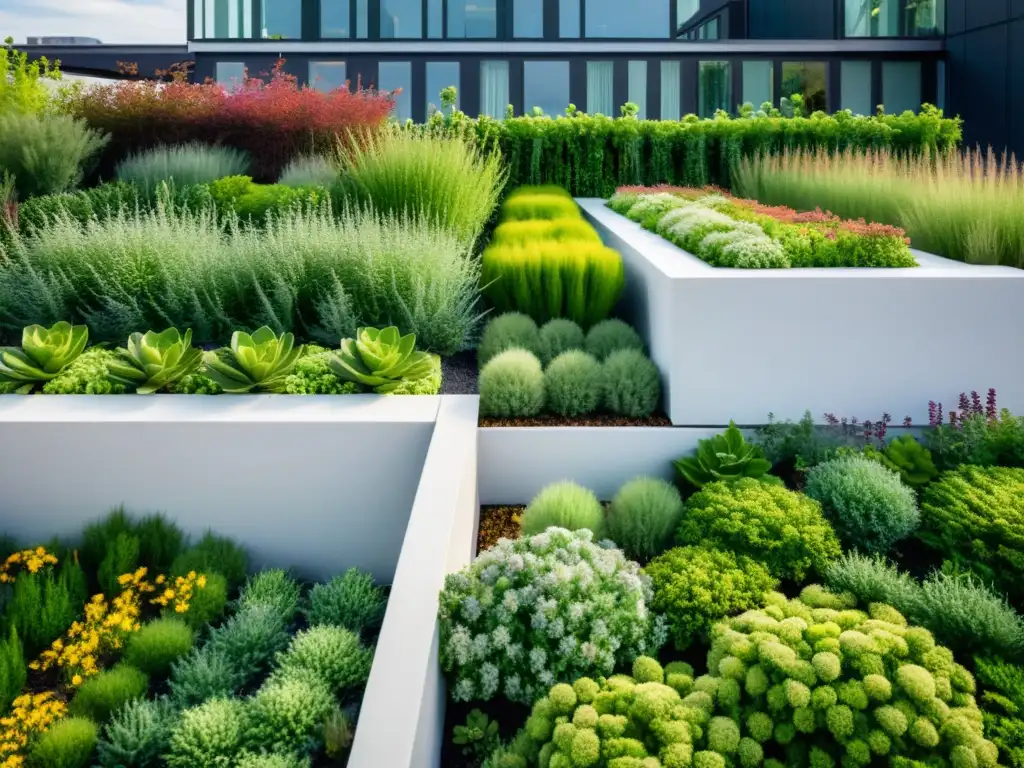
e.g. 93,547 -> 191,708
328,326 -> 434,393
674,421 -> 772,488
0,321 -> 88,393
201,327 -> 302,393
106,327 -> 202,394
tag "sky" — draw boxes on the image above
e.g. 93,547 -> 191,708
2,0 -> 186,44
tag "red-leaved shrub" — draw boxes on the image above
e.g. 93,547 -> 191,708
61,60 -> 395,181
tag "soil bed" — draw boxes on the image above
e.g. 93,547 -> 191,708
477,505 -> 523,554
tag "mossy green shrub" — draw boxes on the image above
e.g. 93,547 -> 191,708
96,695 -> 177,768
699,589 -> 998,768
919,466 -> 1024,600
478,313 -> 542,367
28,716 -> 98,768
273,625 -> 373,694
168,647 -> 246,707
246,670 -> 336,754
602,348 -> 661,418
208,175 -> 325,225
584,319 -> 644,361
237,569 -> 302,624
519,481 -> 606,539
804,455 -> 920,554
647,545 -> 778,650
544,350 -> 603,417
877,435 -> 938,489
70,664 -> 149,723
538,319 -> 586,365
606,476 -> 684,562
479,348 -> 545,418
976,655 -> 1024,768
124,617 -> 195,678
179,571 -> 228,629
439,527 -> 666,704
205,604 -> 292,686
306,567 -> 387,638
171,532 -> 249,590
165,697 -> 248,768
677,479 -> 841,581
500,193 -> 581,222
236,753 -> 312,768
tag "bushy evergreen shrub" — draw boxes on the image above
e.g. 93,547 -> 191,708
602,348 -> 661,418
237,569 -> 302,624
236,753 -> 312,768
96,695 -> 177,768
168,647 -> 246,707
205,605 -> 291,685
606,476 -> 683,562
478,313 -> 541,367
70,665 -> 149,723
0,112 -> 108,199
976,655 -> 1024,768
306,567 -> 388,638
274,625 -> 373,693
519,481 -> 606,539
491,218 -> 601,247
124,618 -> 195,678
246,670 -> 336,754
172,532 -> 249,590
166,697 -> 248,768
0,626 -> 26,714
478,349 -> 545,418
97,532 -> 140,596
29,716 -> 98,768
543,350 -> 602,417
584,319 -> 644,361
133,514 -> 185,573
537,319 -> 585,365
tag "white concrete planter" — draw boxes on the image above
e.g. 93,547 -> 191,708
579,198 -> 1024,427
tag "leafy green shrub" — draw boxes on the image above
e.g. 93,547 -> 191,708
878,435 -> 938,488
674,421 -> 772,489
439,527 -> 666,704
206,605 -> 292,685
5,560 -> 86,655
602,348 -> 661,418
481,239 -> 624,328
306,567 -> 388,638
172,532 -> 249,589
490,218 -> 601,247
124,618 -> 195,678
0,38 -> 61,115
537,319 -> 585,365
116,143 -> 250,200
166,697 -> 248,768
0,626 -> 26,714
97,532 -> 140,596
0,112 -> 108,199
168,647 -> 245,707
274,625 -> 373,693
584,318 -> 644,361
96,695 -> 177,768
328,325 -> 435,394
919,466 -> 1024,600
677,478 -> 841,581
606,476 -> 683,562
478,313 -> 541,367
478,349 -> 545,418
976,655 -> 1024,768
28,716 -> 99,768
925,395 -> 1024,470
70,665 -> 149,723
500,193 -> 580,222
824,552 -> 920,608
543,350 -> 602,418
0,321 -> 88,394
519,481 -> 606,539
237,569 -> 302,623
107,328 -> 203,394
278,154 -> 337,188
246,670 -> 335,753
236,753 -> 312,768
133,514 -> 185,574
648,545 -> 778,649
804,455 -> 920,553
180,571 -> 228,629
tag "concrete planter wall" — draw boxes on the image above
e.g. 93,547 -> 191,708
579,199 -> 1024,427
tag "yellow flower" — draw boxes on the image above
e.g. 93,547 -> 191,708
71,675 -> 82,686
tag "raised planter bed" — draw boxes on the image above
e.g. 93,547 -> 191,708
579,198 -> 1024,426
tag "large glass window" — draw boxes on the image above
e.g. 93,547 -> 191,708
309,61 -> 347,92
428,0 -> 443,37
379,61 -> 412,121
585,0 -> 668,37
677,0 -> 699,27
515,0 -> 544,37
706,17 -> 719,39
742,61 -> 773,110
448,0 -> 497,38
587,61 -> 614,116
197,0 -> 253,38
560,0 -> 580,37
426,62 -> 460,115
380,0 -> 421,38
840,60 -> 872,115
261,0 -> 301,38
661,61 -> 681,120
698,61 -> 731,118
781,62 -> 827,114
628,61 -> 648,119
215,61 -> 246,89
321,0 -> 350,37
882,60 -> 922,114
524,61 -> 570,117
844,0 -> 944,37
936,60 -> 945,111
481,61 -> 509,119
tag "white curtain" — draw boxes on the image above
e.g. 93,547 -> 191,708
480,61 -> 509,119
586,61 -> 613,116
628,61 -> 647,119
844,0 -> 870,36
661,61 -> 681,120
741,61 -> 772,111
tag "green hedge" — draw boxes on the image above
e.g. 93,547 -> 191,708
413,104 -> 962,196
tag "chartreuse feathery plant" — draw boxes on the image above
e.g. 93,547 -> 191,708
519,481 -> 606,539
106,327 -> 203,394
328,326 -> 435,394
0,321 -> 88,393
201,327 -> 302,394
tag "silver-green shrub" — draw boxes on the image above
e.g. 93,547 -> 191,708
606,476 -> 683,562
306,567 -> 388,637
96,695 -> 177,768
166,697 -> 248,768
584,319 -> 644,361
115,143 -> 250,199
602,348 -> 661,418
538,319 -> 585,365
205,605 -> 291,686
0,112 -> 108,199
168,647 -> 246,707
519,481 -> 606,539
544,350 -> 603,417
236,569 -> 302,623
478,313 -> 541,367
245,669 -> 335,754
479,348 -> 545,418
278,154 -> 337,188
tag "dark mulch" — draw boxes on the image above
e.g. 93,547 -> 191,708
477,505 -> 523,554
441,351 -> 479,395
479,412 -> 672,427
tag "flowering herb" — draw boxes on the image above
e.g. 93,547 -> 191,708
925,388 -> 1024,470
0,547 -> 58,584
0,692 -> 67,768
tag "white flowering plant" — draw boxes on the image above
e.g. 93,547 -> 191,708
438,527 -> 667,706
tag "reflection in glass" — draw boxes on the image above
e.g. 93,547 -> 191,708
356,0 -> 368,36
585,0 -> 668,37
449,0 -> 497,38
781,62 -> 827,114
515,0 -> 544,37
428,0 -> 442,37
524,61 -> 570,117
628,61 -> 647,119
742,61 -> 773,111
698,61 -> 731,118
587,61 -> 613,116
199,0 -> 253,38
844,0 -> 944,37
427,62 -> 460,115
840,60 -> 871,115
661,61 -> 681,120
261,0 -> 301,38
380,0 -> 422,38
560,0 -> 580,38
379,61 -> 412,120
321,0 -> 350,37
882,61 -> 922,114
309,61 -> 347,92
216,61 -> 246,90
677,0 -> 699,27
481,61 -> 509,119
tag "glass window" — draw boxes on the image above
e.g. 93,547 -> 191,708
449,0 -> 497,38
524,60 -> 570,117
321,0 -> 350,37
742,61 -> 773,110
309,61 -> 347,92
560,0 -> 580,37
936,60 -> 945,111
379,61 -> 412,121
585,0 -> 668,37
481,60 -> 509,119
844,0 -> 944,37
781,62 -> 827,114
380,0 -> 421,38
201,0 -> 251,38
677,0 -> 699,27
628,61 -> 647,119
356,0 -> 368,36
515,0 -> 544,37
840,60 -> 872,115
660,61 -> 681,120
428,0 -> 442,37
882,60 -> 921,114
261,0 -> 301,38
587,61 -> 614,116
426,62 -> 460,115
215,61 -> 246,90
698,61 -> 731,118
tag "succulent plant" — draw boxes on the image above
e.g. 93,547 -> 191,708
674,421 -> 772,488
328,326 -> 434,394
106,328 -> 203,394
0,321 -> 88,394
201,327 -> 302,394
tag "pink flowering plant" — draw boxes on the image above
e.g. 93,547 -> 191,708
437,527 -> 667,705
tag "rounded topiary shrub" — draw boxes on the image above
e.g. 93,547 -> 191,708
124,617 -> 195,678
602,349 -> 660,418
29,716 -> 98,768
246,670 -> 336,754
439,527 -> 666,705
584,318 -> 644,361
606,476 -> 684,562
70,664 -> 149,723
306,567 -> 387,638
537,319 -> 585,365
166,697 -> 248,768
478,348 -> 545,418
478,312 -> 541,367
273,625 -> 373,694
677,478 -> 841,581
519,481 -> 606,539
804,454 -> 920,554
544,350 -> 602,418
647,545 -> 778,650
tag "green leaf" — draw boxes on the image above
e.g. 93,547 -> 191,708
328,326 -> 433,394
201,328 -> 301,394
0,321 -> 88,391
107,327 -> 201,394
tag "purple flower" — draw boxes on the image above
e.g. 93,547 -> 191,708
958,392 -> 970,413
987,388 -> 998,421
928,401 -> 937,426
971,391 -> 982,415
903,416 -> 913,428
